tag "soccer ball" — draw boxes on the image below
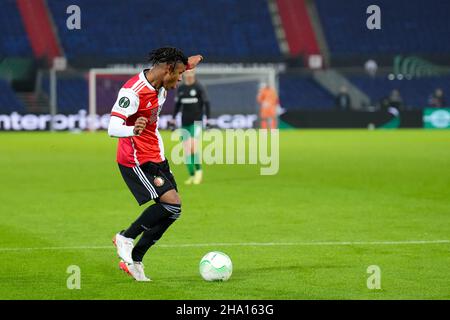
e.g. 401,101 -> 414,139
199,251 -> 233,281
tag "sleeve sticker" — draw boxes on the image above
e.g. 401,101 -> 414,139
118,97 -> 130,108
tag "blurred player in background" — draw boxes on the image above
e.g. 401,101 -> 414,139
108,47 -> 203,281
428,88 -> 446,108
170,70 -> 210,185
257,82 -> 279,129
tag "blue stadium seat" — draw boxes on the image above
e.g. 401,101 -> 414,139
0,79 -> 26,113
47,0 -> 281,61
0,0 -> 32,57
42,77 -> 88,114
279,74 -> 335,110
315,0 -> 450,55
349,75 -> 450,109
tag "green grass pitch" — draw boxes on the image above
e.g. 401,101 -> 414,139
0,129 -> 449,299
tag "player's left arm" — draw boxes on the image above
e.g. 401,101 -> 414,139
108,88 -> 145,137
187,55 -> 203,70
108,116 -> 147,137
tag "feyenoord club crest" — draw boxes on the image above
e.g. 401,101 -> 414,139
154,176 -> 165,187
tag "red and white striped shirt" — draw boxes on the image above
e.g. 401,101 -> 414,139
110,70 -> 167,167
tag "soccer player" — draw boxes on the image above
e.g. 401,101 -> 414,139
108,47 -> 203,281
257,83 -> 279,129
171,70 -> 210,185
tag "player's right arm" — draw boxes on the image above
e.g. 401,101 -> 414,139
108,88 -> 147,137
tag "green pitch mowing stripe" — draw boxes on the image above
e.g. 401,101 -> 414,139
0,130 -> 449,300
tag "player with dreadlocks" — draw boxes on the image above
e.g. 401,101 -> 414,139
108,47 -> 203,281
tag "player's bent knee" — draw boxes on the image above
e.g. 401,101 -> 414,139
159,189 -> 181,205
160,202 -> 182,220
158,189 -> 182,220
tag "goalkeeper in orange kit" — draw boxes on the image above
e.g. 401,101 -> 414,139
257,83 -> 279,129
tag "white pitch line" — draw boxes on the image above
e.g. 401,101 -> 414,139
0,240 -> 448,252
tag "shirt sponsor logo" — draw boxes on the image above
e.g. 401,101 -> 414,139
181,97 -> 199,104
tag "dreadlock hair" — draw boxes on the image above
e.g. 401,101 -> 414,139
148,47 -> 188,71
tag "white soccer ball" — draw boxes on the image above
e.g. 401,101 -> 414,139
199,251 -> 233,281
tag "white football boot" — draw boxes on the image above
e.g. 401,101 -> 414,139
119,260 -> 151,282
113,233 -> 134,264
193,170 -> 203,184
184,176 -> 194,185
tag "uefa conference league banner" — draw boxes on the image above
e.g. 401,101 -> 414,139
0,110 -> 258,131
278,108 -> 450,129
1,109 -> 450,131
423,108 -> 450,129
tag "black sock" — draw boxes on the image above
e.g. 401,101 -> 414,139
122,203 -> 172,239
132,216 -> 177,262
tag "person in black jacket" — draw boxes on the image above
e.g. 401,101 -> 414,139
170,70 -> 210,184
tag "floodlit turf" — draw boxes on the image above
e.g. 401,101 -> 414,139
0,129 -> 449,300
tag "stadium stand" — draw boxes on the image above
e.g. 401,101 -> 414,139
0,0 -> 32,57
0,79 -> 27,113
47,0 -> 281,61
42,77 -> 88,114
40,74 -> 339,114
276,0 -> 320,56
1,0 -> 450,115
16,0 -> 62,64
279,74 -> 335,110
315,0 -> 450,56
349,75 -> 450,109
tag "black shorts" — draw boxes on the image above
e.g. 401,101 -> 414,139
119,160 -> 178,206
